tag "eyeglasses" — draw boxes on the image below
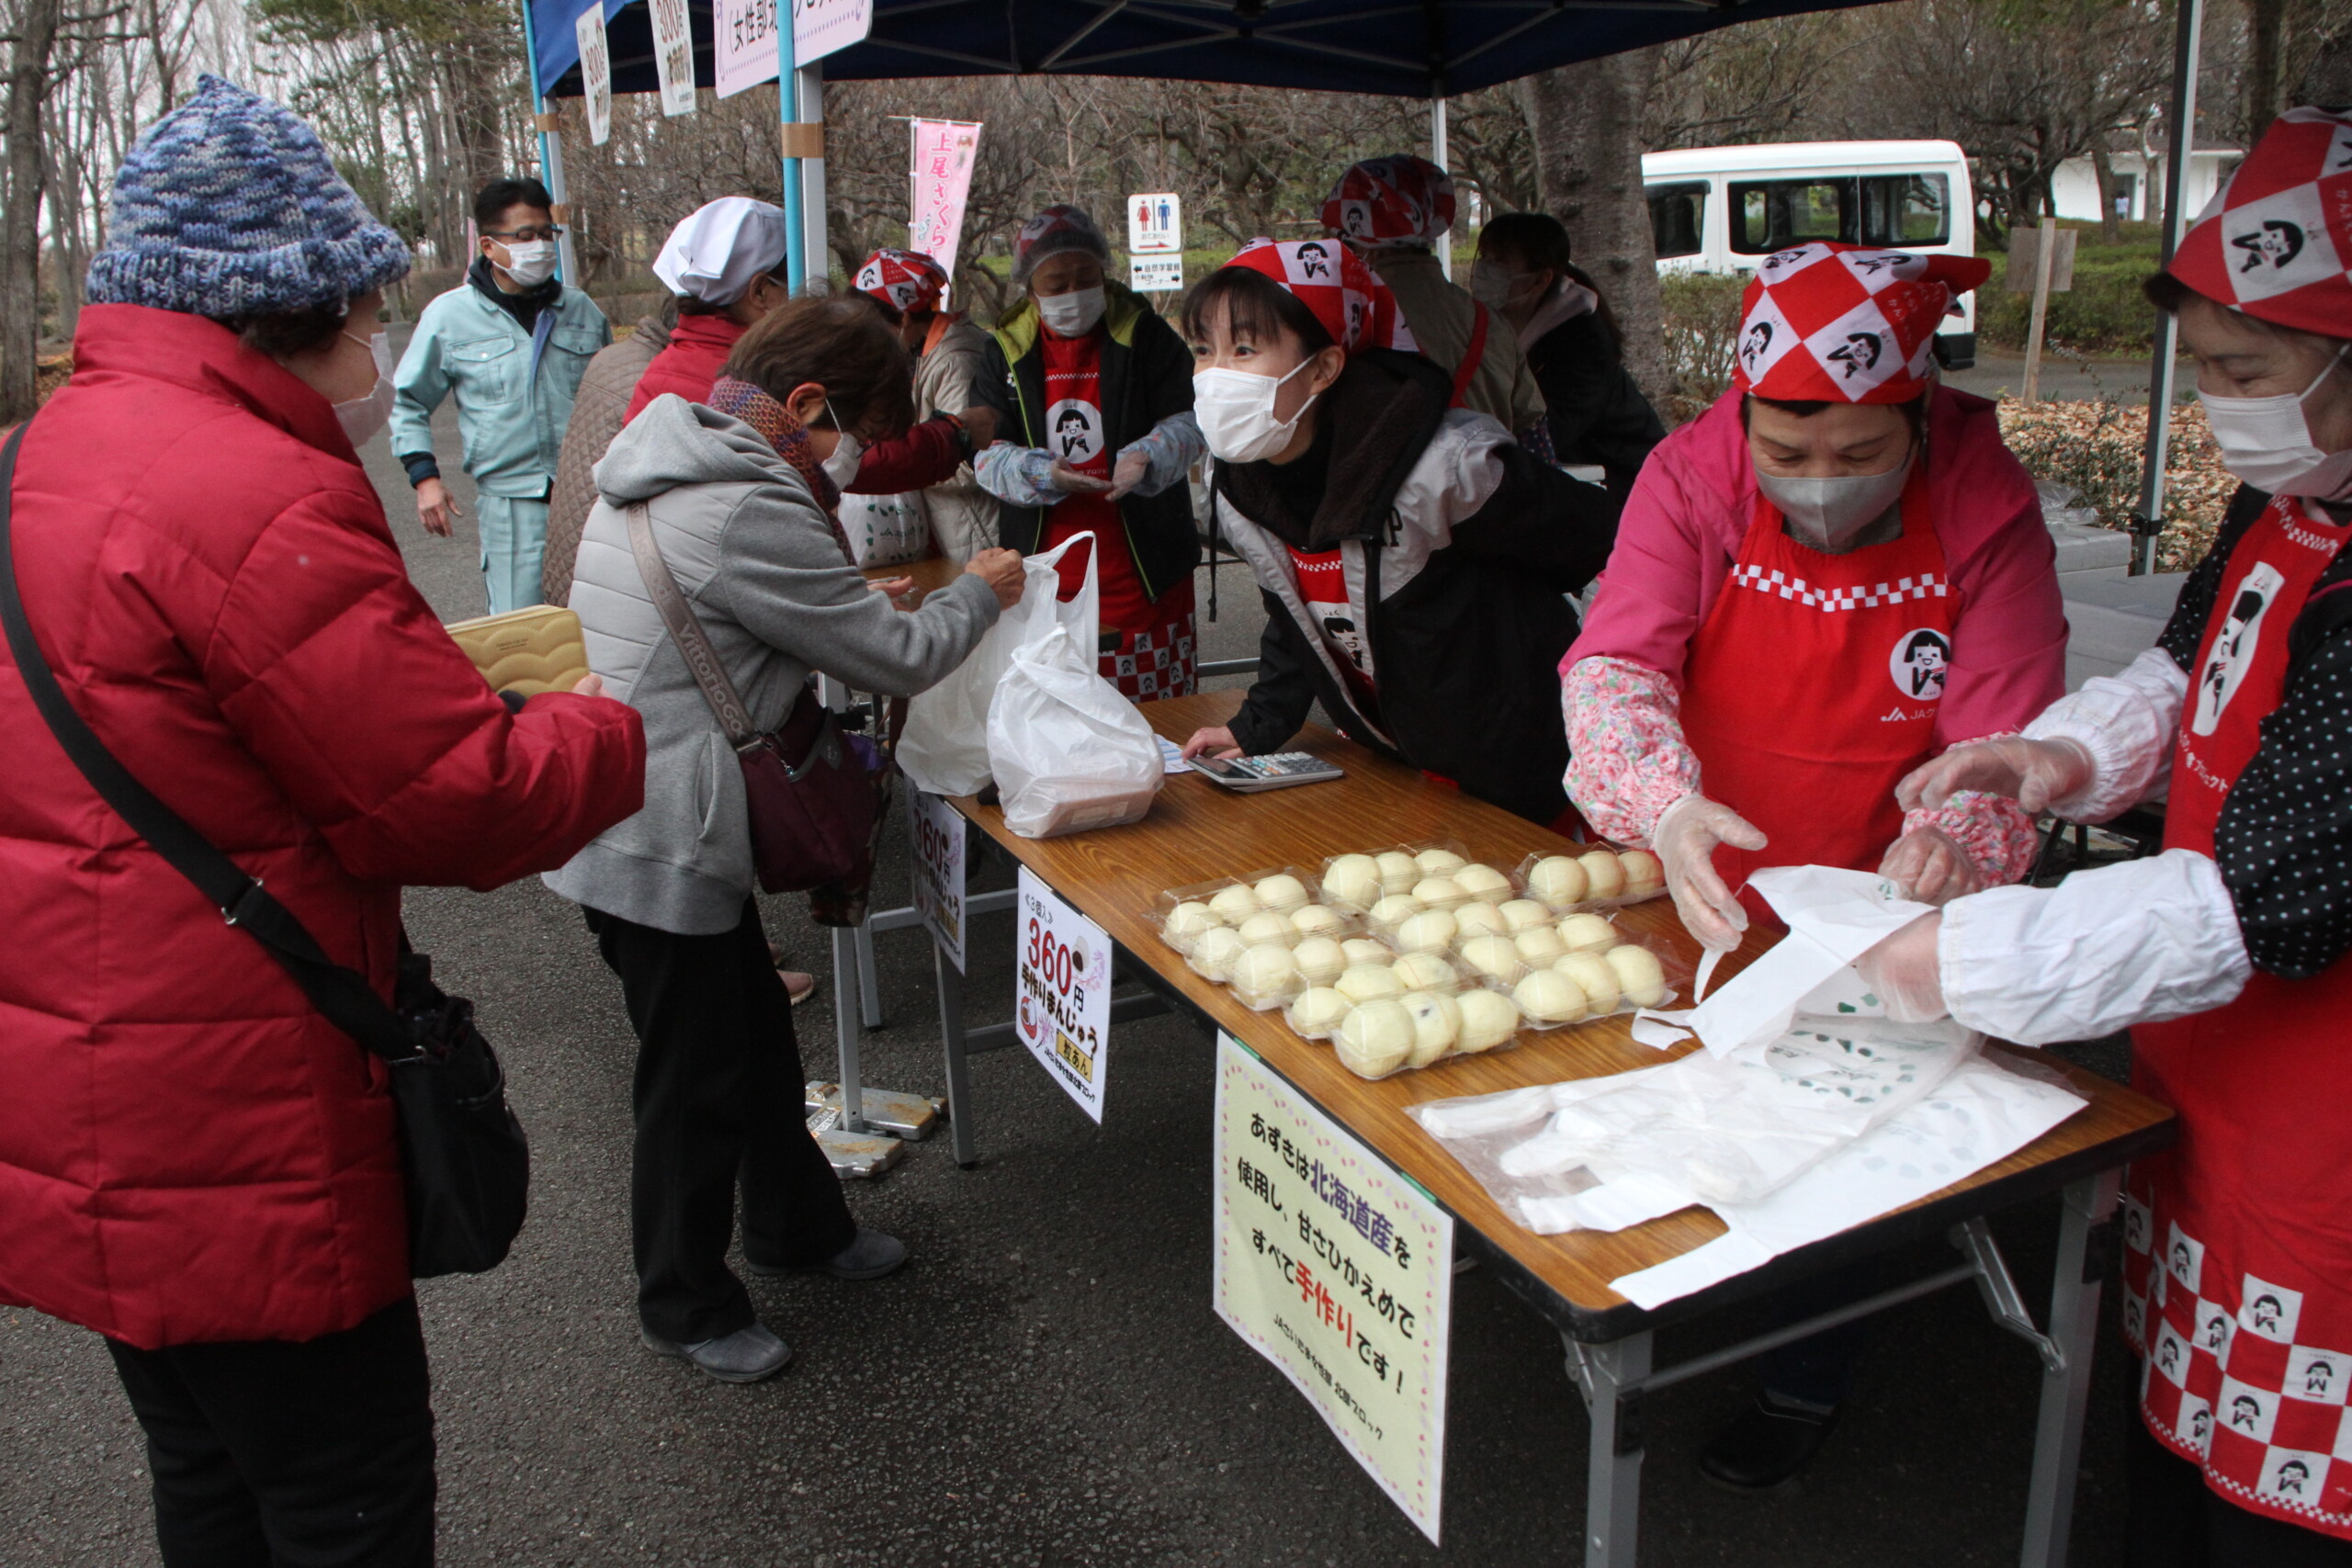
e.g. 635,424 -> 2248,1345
485,226 -> 565,243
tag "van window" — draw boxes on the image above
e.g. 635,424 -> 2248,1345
1647,182 -> 1707,259
1730,172 -> 1953,253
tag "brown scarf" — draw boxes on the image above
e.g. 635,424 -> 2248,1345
707,375 -> 855,563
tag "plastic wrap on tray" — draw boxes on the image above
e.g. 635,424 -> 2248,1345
1513,845 -> 1668,915
1496,934 -> 1687,1031
1155,865 -> 1336,956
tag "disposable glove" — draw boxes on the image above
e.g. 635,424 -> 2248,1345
1653,793 -> 1769,953
1105,448 -> 1152,501
1855,912 -> 1947,1023
1877,826 -> 1984,906
1897,737 -> 2095,817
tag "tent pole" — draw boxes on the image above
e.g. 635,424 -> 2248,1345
777,5 -> 804,289
798,62 -> 829,288
2132,0 -> 2205,576
1430,93 -> 1452,280
514,0 -> 577,283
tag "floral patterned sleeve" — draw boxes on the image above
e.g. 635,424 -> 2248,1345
1900,764 -> 2041,888
1562,655 -> 1701,847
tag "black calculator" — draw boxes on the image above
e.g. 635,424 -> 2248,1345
1188,751 -> 1346,792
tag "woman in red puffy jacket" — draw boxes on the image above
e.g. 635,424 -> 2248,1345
0,77 -> 645,1566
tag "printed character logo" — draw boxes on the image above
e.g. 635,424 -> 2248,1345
1849,252 -> 1914,275
2160,1337 -> 2183,1374
2205,1311 -> 2232,1351
2230,1393 -> 2263,1431
2174,1239 -> 2195,1278
1826,332 -> 1884,378
2309,1359 -> 2336,1395
1321,615 -> 1369,671
2192,561 -> 2287,736
2279,1459 -> 2312,1495
1296,241 -> 1331,281
1762,246 -> 1813,273
1340,201 -> 1375,239
2189,1406 -> 2212,1445
2254,1293 -> 2287,1333
1889,628 -> 1951,700
1046,398 -> 1102,464
2233,219 -> 2307,272
1740,320 -> 1775,370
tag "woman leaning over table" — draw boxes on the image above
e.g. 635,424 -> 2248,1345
1861,109 -> 2352,1568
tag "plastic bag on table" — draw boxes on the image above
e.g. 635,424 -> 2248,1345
837,490 -> 931,568
897,532 -> 1091,797
985,534 -> 1163,838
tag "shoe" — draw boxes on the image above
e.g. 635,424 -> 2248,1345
744,1226 -> 909,1282
1697,1392 -> 1841,1493
639,1322 -> 793,1383
779,970 -> 817,1006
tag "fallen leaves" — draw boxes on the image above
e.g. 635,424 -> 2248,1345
1996,396 -> 2235,573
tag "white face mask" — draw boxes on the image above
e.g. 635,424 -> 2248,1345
820,400 -> 865,487
333,329 -> 395,447
1467,260 -> 1518,311
2198,345 -> 2352,500
1036,285 -> 1106,338
497,239 -> 560,288
1755,447 -> 1914,552
1193,358 -> 1320,465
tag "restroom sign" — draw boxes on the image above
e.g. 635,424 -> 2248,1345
1129,193 -> 1182,254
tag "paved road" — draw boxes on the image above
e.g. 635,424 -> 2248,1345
3,345 -> 2144,1565
1948,350 -> 2194,407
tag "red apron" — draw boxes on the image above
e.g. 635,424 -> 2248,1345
2122,494 -> 2352,1540
1036,328 -> 1198,703
1678,466 -> 1954,917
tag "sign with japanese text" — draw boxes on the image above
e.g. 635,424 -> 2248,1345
1212,1033 -> 1453,1543
1127,192 -> 1182,254
910,791 -> 967,974
1015,867 -> 1111,1122
1129,255 -> 1183,293
909,119 -> 981,298
791,0 -> 873,63
574,4 -> 612,144
649,0 -> 696,117
712,0 -> 776,98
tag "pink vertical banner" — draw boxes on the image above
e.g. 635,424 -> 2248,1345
908,119 -> 982,301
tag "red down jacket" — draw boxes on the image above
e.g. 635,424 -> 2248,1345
0,305 -> 646,1349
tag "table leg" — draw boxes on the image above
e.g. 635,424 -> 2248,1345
853,915 -> 884,1030
2019,1169 -> 2120,1568
934,935 -> 977,1168
831,924 -> 865,1135
1581,1332 -> 1650,1568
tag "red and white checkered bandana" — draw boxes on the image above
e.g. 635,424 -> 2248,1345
2167,108 -> 2352,338
854,247 -> 948,314
1732,243 -> 1992,403
1218,238 -> 1399,355
1320,156 -> 1455,247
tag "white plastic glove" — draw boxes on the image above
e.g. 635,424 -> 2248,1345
1104,447 -> 1151,501
1653,793 -> 1769,952
1876,825 -> 1984,906
1897,737 -> 2095,817
1855,912 -> 1947,1022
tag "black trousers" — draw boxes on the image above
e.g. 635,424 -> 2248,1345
586,897 -> 857,1344
104,1296 -> 435,1568
2126,1364 -> 2352,1566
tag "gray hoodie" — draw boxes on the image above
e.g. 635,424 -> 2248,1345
546,394 -> 1001,934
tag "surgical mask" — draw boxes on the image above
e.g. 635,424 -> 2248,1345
497,239 -> 559,288
1193,359 -> 1319,465
1467,260 -> 1518,312
2198,345 -> 2352,500
820,400 -> 865,487
1755,448 -> 1914,552
1036,285 -> 1105,338
332,329 -> 395,447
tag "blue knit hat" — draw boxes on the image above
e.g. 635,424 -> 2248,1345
85,74 -> 409,318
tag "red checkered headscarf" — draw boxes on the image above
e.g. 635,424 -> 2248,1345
1732,243 -> 1992,403
1217,239 -> 1400,355
1320,156 -> 1455,247
2166,108 -> 2352,339
853,248 -> 948,314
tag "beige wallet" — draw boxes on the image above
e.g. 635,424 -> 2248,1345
444,605 -> 591,697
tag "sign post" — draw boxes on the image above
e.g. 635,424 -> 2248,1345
1213,1034 -> 1453,1543
1126,191 -> 1183,294
2008,219 -> 2077,405
1014,867 -> 1113,1122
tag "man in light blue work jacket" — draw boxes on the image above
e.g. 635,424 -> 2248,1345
393,176 -> 610,613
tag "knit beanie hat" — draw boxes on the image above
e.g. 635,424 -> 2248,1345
1012,205 -> 1110,288
85,74 -> 409,319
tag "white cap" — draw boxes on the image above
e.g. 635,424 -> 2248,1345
651,197 -> 788,304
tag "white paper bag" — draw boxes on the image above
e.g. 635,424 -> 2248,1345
898,534 -> 1092,797
837,490 -> 931,568
984,535 -> 1162,839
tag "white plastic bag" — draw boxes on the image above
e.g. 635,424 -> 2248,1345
985,535 -> 1162,838
837,490 -> 931,568
898,533 -> 1091,796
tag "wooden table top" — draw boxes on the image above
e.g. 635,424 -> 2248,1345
861,554 -> 964,606
952,691 -> 2176,1339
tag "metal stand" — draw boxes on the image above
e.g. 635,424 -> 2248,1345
1560,1173 -> 2120,1566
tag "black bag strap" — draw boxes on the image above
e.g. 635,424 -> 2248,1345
0,420 -> 420,1062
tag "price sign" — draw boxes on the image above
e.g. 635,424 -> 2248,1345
649,0 -> 696,117
910,790 -> 967,974
575,5 -> 612,144
1014,866 -> 1112,1122
1213,1034 -> 1453,1544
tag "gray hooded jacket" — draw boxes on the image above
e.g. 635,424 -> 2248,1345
546,394 -> 1001,934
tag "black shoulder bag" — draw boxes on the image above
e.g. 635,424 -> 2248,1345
0,422 -> 527,1278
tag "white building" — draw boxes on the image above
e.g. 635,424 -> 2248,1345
2049,147 -> 2240,225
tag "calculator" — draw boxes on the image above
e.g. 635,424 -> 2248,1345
1188,751 -> 1346,792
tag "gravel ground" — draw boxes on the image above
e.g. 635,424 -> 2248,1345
1,329 -> 2144,1565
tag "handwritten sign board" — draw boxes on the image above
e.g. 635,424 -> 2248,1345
1014,867 -> 1111,1122
1213,1033 -> 1453,1543
910,790 -> 967,974
712,0 -> 776,98
575,5 -> 612,144
648,0 -> 696,116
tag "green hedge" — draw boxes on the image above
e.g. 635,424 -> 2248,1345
1974,223 -> 2168,356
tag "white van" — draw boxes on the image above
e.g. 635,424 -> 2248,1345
1642,141 -> 1981,367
